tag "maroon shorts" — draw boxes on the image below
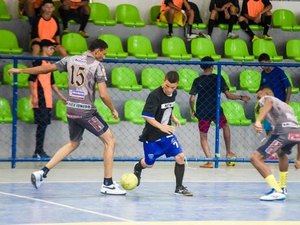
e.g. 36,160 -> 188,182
198,115 -> 227,133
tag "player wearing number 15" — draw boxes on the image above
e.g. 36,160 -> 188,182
8,39 -> 126,195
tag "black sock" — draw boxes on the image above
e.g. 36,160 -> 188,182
207,19 -> 215,36
228,15 -> 237,33
174,162 -> 185,189
168,23 -> 173,35
263,15 -> 271,35
104,177 -> 113,186
134,159 -> 144,172
41,166 -> 49,178
188,24 -> 192,35
239,21 -> 255,38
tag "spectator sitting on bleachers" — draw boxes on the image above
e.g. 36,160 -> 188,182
159,0 -> 198,41
238,0 -> 272,42
19,0 -> 44,24
204,0 -> 240,39
31,0 -> 67,57
58,0 -> 90,38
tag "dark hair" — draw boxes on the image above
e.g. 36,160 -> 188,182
200,56 -> 214,70
42,0 -> 54,6
89,39 -> 108,51
165,71 -> 179,83
258,53 -> 270,62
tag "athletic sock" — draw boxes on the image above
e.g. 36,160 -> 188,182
265,174 -> 281,193
207,19 -> 215,36
104,177 -> 113,186
168,23 -> 173,35
41,166 -> 49,178
239,21 -> 255,38
279,171 -> 288,188
134,159 -> 144,172
174,162 -> 185,189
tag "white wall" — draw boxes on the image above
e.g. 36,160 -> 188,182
5,0 -> 300,23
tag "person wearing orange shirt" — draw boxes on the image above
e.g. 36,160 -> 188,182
31,0 -> 67,57
58,0 -> 90,38
238,0 -> 272,42
159,0 -> 198,41
19,0 -> 44,24
28,39 -> 67,158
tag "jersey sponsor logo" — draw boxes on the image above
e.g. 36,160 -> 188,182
88,116 -> 104,132
161,101 -> 175,109
69,90 -> 85,100
288,133 -> 300,141
147,154 -> 155,161
67,101 -> 92,110
265,140 -> 283,155
74,58 -> 87,64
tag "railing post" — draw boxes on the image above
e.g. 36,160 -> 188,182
11,58 -> 18,168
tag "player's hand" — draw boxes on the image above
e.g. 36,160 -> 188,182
242,95 -> 250,103
160,125 -> 176,134
172,118 -> 181,127
254,121 -> 263,133
111,109 -> 119,119
8,68 -> 21,75
190,110 -> 195,118
61,97 -> 67,105
31,96 -> 38,108
295,160 -> 300,170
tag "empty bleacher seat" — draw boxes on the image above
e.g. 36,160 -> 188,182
272,9 -> 300,31
55,99 -> 67,123
162,36 -> 192,60
3,63 -> 29,88
212,69 -> 237,93
286,39 -> 300,62
141,67 -> 165,90
127,35 -> 158,59
191,37 -> 221,60
0,97 -> 13,123
111,67 -> 142,91
177,68 -> 199,92
289,102 -> 300,123
221,101 -> 251,126
53,71 -> 68,90
124,99 -> 145,125
253,39 -> 283,62
115,4 -> 145,27
98,34 -> 128,59
224,38 -> 254,61
239,69 -> 261,93
89,2 -> 116,26
17,96 -> 34,123
173,103 -> 187,125
0,0 -> 12,20
0,29 -> 23,54
62,33 -> 87,55
285,71 -> 299,94
94,99 -> 120,124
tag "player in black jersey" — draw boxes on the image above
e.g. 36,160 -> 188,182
133,71 -> 193,196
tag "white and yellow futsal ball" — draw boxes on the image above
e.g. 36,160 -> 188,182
120,173 -> 138,190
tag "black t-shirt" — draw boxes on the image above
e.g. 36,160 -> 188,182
189,74 -> 228,120
139,87 -> 177,142
209,0 -> 240,12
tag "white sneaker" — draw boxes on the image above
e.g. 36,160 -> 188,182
260,189 -> 286,201
31,170 -> 44,189
100,182 -> 127,195
227,32 -> 239,39
282,187 -> 287,195
186,33 -> 199,41
199,32 -> 211,40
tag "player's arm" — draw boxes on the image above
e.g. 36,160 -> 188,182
165,0 -> 182,12
171,113 -> 180,127
224,91 -> 250,102
189,95 -> 196,117
254,98 -> 273,133
295,144 -> 300,170
97,82 -> 118,119
8,64 -> 57,76
285,87 -> 292,103
52,84 -> 67,104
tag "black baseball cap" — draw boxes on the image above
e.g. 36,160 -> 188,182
40,39 -> 58,48
41,0 -> 54,6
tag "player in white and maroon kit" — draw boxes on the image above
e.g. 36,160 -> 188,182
8,39 -> 126,195
252,87 -> 300,201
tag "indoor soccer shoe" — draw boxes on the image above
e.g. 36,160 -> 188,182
100,182 -> 127,195
31,170 -> 45,189
282,187 -> 287,195
133,163 -> 142,186
175,186 -> 193,196
260,188 -> 286,201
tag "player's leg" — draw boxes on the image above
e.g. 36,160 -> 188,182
199,119 -> 213,168
278,151 -> 289,195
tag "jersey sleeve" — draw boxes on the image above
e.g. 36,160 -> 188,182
95,63 -> 107,83
142,92 -> 159,119
53,16 -> 61,37
55,57 -> 68,72
220,76 -> 229,92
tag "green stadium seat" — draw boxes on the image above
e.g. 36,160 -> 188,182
127,35 -> 158,59
150,5 -> 178,28
141,67 -> 165,90
124,99 -> 145,125
0,97 -> 12,123
162,36 -> 192,60
55,99 -> 67,123
286,39 -> 300,62
272,9 -> 300,31
253,39 -> 283,62
218,24 -> 240,30
173,103 -> 187,125
3,63 -> 29,88
115,4 -> 145,27
191,37 -> 221,61
53,71 -> 68,90
289,102 -> 300,123
212,69 -> 237,93
224,38 -> 254,61
62,32 -> 87,55
89,2 -> 116,26
177,68 -> 199,92
284,71 -> 299,94
111,67 -> 142,91
221,101 -> 251,126
0,29 -> 23,54
94,99 -> 120,124
239,69 -> 261,93
17,96 -> 34,123
98,34 -> 128,59
0,0 -> 12,20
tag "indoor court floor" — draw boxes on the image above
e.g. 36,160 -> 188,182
1,161 -> 300,225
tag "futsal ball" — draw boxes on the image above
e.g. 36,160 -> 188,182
120,173 -> 138,190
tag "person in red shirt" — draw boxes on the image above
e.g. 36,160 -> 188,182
28,39 -> 67,158
31,0 -> 67,57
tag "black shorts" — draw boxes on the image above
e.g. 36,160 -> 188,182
68,112 -> 109,142
34,108 -> 52,125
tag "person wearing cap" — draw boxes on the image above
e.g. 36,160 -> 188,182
31,0 -> 67,57
28,39 -> 67,158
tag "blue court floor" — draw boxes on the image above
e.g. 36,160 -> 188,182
0,162 -> 300,225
